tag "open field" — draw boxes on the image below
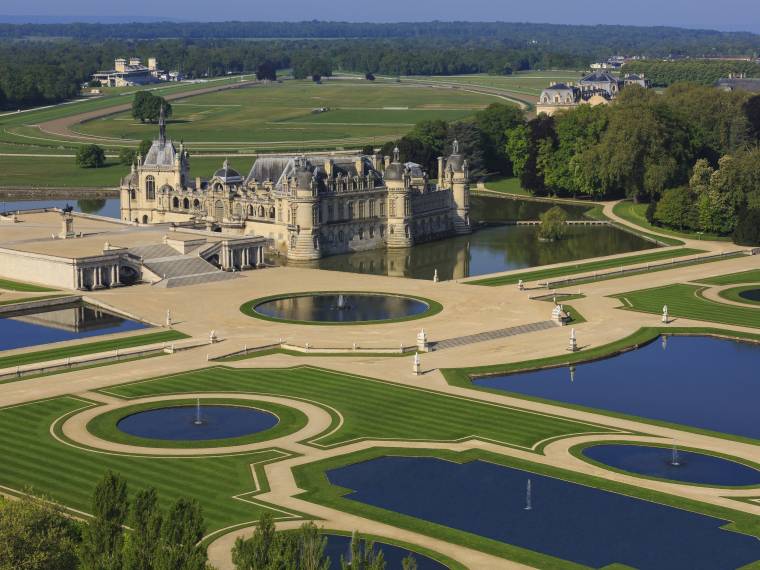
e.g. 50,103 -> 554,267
612,201 -> 732,242
466,248 -> 704,286
613,283 -> 760,329
408,71 -> 587,97
69,81 -> 495,151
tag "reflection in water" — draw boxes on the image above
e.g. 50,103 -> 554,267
0,302 -> 148,351
322,534 -> 446,570
0,198 -> 120,218
253,293 -> 429,323
279,225 -> 655,280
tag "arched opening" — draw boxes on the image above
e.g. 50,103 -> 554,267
142,215 -> 148,224
258,205 -> 265,217
269,207 -> 275,219
145,176 -> 155,200
182,198 -> 190,209
248,205 -> 254,217
193,199 -> 200,209
129,189 -> 136,200
172,197 -> 179,208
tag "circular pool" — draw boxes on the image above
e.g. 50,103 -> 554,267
247,293 -> 436,324
116,405 -> 279,441
581,444 -> 760,486
738,288 -> 760,303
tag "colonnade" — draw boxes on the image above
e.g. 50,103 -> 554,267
75,264 -> 122,290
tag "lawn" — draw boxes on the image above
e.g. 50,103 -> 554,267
612,201 -> 732,242
0,278 -> 57,292
0,329 -> 188,369
466,248 -> 704,286
612,283 -> 760,329
0,365 -> 616,535
481,176 -> 531,196
410,71 -> 587,97
718,285 -> 760,306
72,81 -> 497,151
697,269 -> 760,285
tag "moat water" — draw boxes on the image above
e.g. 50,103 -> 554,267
116,405 -> 279,441
327,456 -> 760,569
252,293 -> 430,323
0,302 -> 148,351
0,197 -> 120,218
474,336 -> 760,440
276,196 -> 656,280
581,444 -> 760,487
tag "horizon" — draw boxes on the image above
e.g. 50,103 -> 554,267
1,0 -> 760,34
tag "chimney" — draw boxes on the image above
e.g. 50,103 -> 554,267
195,177 -> 202,190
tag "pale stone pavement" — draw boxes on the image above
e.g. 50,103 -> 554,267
2,205 -> 760,569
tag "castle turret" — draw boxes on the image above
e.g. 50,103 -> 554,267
384,147 -> 414,248
442,140 -> 471,235
286,158 -> 321,261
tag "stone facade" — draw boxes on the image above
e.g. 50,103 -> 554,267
121,119 -> 471,261
536,71 -> 650,116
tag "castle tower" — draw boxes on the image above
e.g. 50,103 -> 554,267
442,140 -> 472,235
384,147 -> 414,248
286,158 -> 321,261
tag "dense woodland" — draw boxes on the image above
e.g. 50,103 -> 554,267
624,60 -> 760,86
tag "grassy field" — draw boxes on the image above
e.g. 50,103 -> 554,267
0,365 -> 616,535
481,176 -> 531,196
0,329 -> 188,369
72,81 -> 496,151
612,201 -> 732,242
612,284 -> 760,329
466,248 -> 704,286
697,269 -> 760,285
409,71 -> 587,97
718,285 -> 760,306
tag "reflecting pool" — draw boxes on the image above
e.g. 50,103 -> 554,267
581,444 -> 760,487
738,288 -> 760,302
252,293 -> 430,323
474,336 -> 760,440
327,456 -> 760,570
0,302 -> 148,351
117,405 -> 278,440
0,197 -> 120,218
323,534 -> 447,570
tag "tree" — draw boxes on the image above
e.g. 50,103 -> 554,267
232,511 -> 277,569
80,471 -> 128,570
76,144 -> 105,168
744,95 -> 760,142
119,147 -> 136,166
733,208 -> 760,245
123,488 -> 162,570
255,60 -> 277,81
0,495 -> 81,570
474,103 -> 524,174
154,498 -> 206,570
131,91 -> 171,124
538,205 -> 568,241
340,531 -> 385,570
446,121 -> 487,180
402,554 -> 418,570
138,139 -> 152,159
653,187 -> 697,230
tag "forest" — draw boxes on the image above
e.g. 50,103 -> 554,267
624,60 -> 760,86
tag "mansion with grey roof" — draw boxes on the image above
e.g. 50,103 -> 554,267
537,71 -> 651,116
120,113 -> 471,261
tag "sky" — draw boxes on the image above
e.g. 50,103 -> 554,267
2,0 -> 760,33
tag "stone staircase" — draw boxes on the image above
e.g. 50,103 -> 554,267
131,245 -> 239,289
431,320 -> 557,351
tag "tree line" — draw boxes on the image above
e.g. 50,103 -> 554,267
1,21 -> 758,60
501,83 -> 760,243
0,472 -> 411,569
623,60 -> 760,86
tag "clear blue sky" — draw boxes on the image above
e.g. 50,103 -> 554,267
3,0 -> 760,33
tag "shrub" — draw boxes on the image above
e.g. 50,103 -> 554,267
76,144 -> 105,168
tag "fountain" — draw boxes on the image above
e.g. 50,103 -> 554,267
524,479 -> 532,511
671,445 -> 681,467
192,398 -> 205,426
335,294 -> 349,310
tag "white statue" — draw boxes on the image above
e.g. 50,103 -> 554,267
413,352 -> 421,376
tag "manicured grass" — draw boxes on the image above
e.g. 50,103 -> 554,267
411,71 -> 586,97
240,292 -> 443,326
101,366 -> 614,451
612,284 -> 760,329
0,278 -> 57,292
0,294 -> 67,306
0,329 -> 188,369
466,248 -> 704,286
697,269 -> 760,286
481,176 -> 531,196
86,398 -> 308,449
0,157 -> 125,188
217,347 -> 409,362
612,201 -> 732,243
719,285 -> 760,306
73,81 -> 496,152
294,447 -> 760,570
0,397 -> 291,532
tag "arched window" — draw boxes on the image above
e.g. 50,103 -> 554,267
129,189 -> 136,200
183,198 -> 190,209
172,197 -> 179,208
214,200 -> 224,220
193,199 -> 200,209
269,207 -> 275,219
248,205 -> 254,217
145,176 -> 155,200
234,203 -> 242,217
258,205 -> 265,217
142,214 -> 149,224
